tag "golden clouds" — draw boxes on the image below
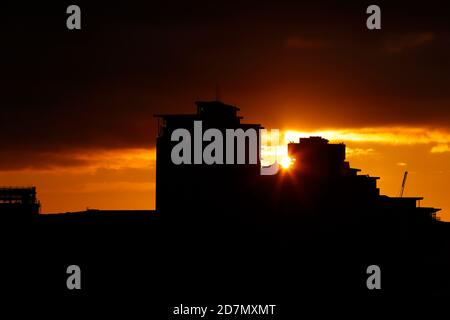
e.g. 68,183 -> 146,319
431,144 -> 450,154
284,127 -> 450,153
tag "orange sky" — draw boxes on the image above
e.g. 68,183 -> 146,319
1,127 -> 449,221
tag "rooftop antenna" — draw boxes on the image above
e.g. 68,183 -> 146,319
399,171 -> 408,197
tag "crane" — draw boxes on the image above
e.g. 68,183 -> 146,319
399,171 -> 408,197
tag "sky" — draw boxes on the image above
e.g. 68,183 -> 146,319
2,1 -> 450,220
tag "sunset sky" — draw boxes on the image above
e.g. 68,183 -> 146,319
2,1 -> 450,220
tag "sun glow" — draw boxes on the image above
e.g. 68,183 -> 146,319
284,127 -> 450,149
260,126 -> 450,171
280,156 -> 293,169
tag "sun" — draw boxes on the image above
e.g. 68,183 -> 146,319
280,156 -> 293,169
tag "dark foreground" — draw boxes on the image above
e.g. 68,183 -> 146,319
2,211 -> 450,317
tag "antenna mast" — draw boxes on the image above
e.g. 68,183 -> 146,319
400,171 -> 408,197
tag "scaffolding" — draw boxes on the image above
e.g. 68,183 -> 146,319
0,186 -> 40,214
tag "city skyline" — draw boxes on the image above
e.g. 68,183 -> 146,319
2,1 -> 450,220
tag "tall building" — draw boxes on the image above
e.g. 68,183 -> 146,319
155,100 -> 263,222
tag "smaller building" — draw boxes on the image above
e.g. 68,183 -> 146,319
0,187 -> 40,216
286,136 -> 440,222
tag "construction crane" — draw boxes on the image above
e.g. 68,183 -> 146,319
399,171 -> 408,197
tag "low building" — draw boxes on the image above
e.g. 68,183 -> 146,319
0,186 -> 40,216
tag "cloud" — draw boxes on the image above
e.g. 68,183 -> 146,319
284,127 -> 450,151
0,151 -> 91,171
0,148 -> 156,172
346,147 -> 375,157
431,144 -> 450,153
262,127 -> 450,165
2,3 -> 450,174
384,32 -> 434,54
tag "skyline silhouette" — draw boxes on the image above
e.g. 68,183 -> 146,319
3,1 -> 450,220
2,99 -> 449,306
3,2 -> 450,313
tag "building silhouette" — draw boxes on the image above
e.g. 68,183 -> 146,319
150,100 -> 447,300
0,100 -> 440,225
280,136 -> 440,224
154,100 -> 440,225
0,186 -> 40,216
1,99 -> 448,302
154,100 -> 263,223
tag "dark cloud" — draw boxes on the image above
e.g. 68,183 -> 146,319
2,1 -> 450,169
0,150 -> 90,171
383,32 -> 435,54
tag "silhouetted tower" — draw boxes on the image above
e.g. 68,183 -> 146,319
154,101 -> 262,221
